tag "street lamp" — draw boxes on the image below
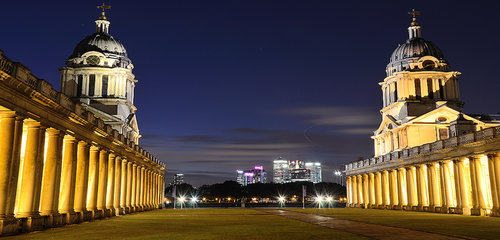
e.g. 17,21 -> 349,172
315,195 -> 324,209
191,196 -> 198,208
179,196 -> 186,209
278,196 -> 285,208
326,196 -> 333,208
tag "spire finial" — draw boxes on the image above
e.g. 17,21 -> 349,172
408,9 -> 420,26
97,2 -> 111,20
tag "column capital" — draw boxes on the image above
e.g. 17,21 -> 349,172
63,134 -> 77,143
24,119 -> 41,128
0,110 -> 18,118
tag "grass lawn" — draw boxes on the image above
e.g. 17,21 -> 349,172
7,209 -> 364,240
289,208 -> 500,240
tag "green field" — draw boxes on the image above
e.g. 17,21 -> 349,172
290,208 -> 500,240
7,209 -> 363,240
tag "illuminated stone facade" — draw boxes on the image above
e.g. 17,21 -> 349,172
60,11 -> 140,143
0,12 -> 166,236
345,14 -> 500,216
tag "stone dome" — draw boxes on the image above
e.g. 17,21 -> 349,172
67,19 -> 131,68
389,38 -> 444,65
69,32 -> 128,59
385,23 -> 448,77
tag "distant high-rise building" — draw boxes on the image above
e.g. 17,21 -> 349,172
273,157 -> 290,183
236,170 -> 244,185
306,162 -> 322,183
333,170 -> 345,186
173,173 -> 184,185
236,166 -> 267,186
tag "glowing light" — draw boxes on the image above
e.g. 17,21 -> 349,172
326,196 -> 333,202
315,196 -> 324,202
191,197 -> 198,203
254,166 -> 263,170
179,196 -> 186,202
278,196 -> 285,202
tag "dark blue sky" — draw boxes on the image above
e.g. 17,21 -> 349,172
3,1 -> 500,186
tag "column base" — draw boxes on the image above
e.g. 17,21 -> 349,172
104,208 -> 114,217
470,208 -> 481,216
0,217 -> 20,235
61,212 -> 79,224
19,215 -> 44,232
75,211 -> 91,222
114,208 -> 122,216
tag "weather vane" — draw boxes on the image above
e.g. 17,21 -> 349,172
97,2 -> 111,20
408,9 -> 420,26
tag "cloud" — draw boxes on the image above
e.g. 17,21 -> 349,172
283,106 -> 380,126
335,128 -> 376,135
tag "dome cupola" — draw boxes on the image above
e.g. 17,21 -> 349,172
66,4 -> 131,69
385,10 -> 448,77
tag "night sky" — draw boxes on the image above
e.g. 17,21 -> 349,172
2,1 -> 500,186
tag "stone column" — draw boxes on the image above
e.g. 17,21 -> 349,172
487,153 -> 500,214
145,170 -> 150,209
397,168 -> 406,209
453,160 -> 463,213
86,146 -> 99,219
374,172 -> 382,208
126,162 -> 133,212
148,170 -> 153,208
0,111 -> 23,234
406,167 -> 415,209
140,167 -> 145,209
389,169 -> 398,209
367,173 -> 374,208
472,156 -> 488,214
105,153 -> 115,217
74,141 -> 89,221
346,176 -> 351,206
135,166 -> 141,211
16,121 -> 45,231
415,165 -> 424,211
468,156 -> 481,215
39,128 -> 63,226
362,174 -> 369,208
351,175 -> 357,207
441,161 -> 453,212
381,171 -> 389,207
113,156 -> 122,215
120,159 -> 127,213
131,164 -> 137,212
456,158 -> 472,215
58,135 -> 78,224
96,149 -> 108,217
427,163 -> 438,212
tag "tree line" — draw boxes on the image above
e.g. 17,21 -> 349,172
165,181 -> 346,200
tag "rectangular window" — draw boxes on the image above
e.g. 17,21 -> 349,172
102,75 -> 108,97
427,79 -> 433,99
439,128 -> 449,140
76,75 -> 83,97
89,74 -> 95,96
415,79 -> 421,100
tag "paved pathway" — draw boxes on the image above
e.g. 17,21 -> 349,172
258,209 -> 469,240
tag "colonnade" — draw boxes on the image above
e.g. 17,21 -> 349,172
347,153 -> 500,216
0,111 -> 165,234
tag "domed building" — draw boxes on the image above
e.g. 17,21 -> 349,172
373,13 -> 497,156
60,8 -> 140,143
346,11 -> 500,217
